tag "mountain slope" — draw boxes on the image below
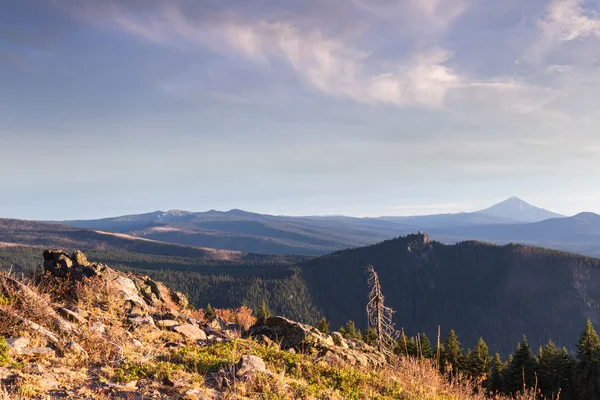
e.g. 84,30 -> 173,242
58,210 -> 417,255
434,212 -> 600,257
53,197 -> 577,256
299,233 -> 600,355
477,196 -> 564,222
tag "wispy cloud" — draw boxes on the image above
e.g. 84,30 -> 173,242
62,0 -> 540,110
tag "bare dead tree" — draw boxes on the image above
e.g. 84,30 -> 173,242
366,265 -> 395,355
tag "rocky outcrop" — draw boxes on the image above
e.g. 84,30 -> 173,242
247,316 -> 386,368
42,249 -> 188,313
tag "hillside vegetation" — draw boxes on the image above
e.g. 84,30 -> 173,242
3,232 -> 600,358
0,250 -> 547,400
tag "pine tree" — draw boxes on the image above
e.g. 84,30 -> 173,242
502,337 -> 539,394
363,328 -> 378,346
538,340 -> 576,400
204,303 -> 215,319
576,319 -> 600,400
339,320 -> 362,340
486,353 -> 505,394
317,317 -> 330,334
469,337 -> 491,380
256,300 -> 271,323
406,336 -> 418,357
441,329 -> 463,375
419,333 -> 434,359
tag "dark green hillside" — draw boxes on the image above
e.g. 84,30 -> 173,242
301,233 -> 600,354
0,244 -> 318,323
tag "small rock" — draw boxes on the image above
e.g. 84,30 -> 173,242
156,319 -> 179,328
19,347 -> 56,359
0,367 -> 12,380
236,354 -> 268,379
57,307 -> 86,324
127,314 -> 156,329
206,316 -> 226,330
71,250 -> 90,267
89,321 -> 106,335
38,373 -> 59,391
6,337 -> 30,350
331,332 -> 349,349
131,339 -> 143,347
65,341 -> 87,357
112,276 -> 148,310
173,324 -> 207,341
23,363 -> 46,374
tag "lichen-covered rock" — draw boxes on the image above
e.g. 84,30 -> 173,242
331,332 -> 349,349
247,317 -> 385,368
112,276 -> 148,310
236,355 -> 268,379
71,250 -> 90,267
174,324 -> 207,341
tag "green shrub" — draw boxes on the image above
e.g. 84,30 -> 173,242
0,337 -> 10,366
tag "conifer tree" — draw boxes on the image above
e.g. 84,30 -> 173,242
469,337 -> 491,380
317,317 -> 330,334
204,303 -> 215,319
441,329 -> 463,375
486,353 -> 505,394
406,336 -> 418,357
419,333 -> 434,359
576,319 -> 600,400
538,340 -> 576,400
256,300 -> 271,323
339,320 -> 362,340
502,337 -> 539,394
363,328 -> 378,346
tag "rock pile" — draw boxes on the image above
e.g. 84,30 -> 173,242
247,316 -> 386,367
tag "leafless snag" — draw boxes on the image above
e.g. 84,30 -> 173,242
366,265 -> 395,356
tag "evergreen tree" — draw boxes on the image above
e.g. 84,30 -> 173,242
502,337 -> 539,394
419,333 -> 434,359
339,320 -> 362,340
486,353 -> 505,394
576,319 -> 600,400
256,300 -> 271,323
441,329 -> 463,375
406,336 -> 418,357
363,328 -> 378,346
204,303 -> 215,319
468,337 -> 491,380
538,340 -> 576,400
317,317 -> 330,334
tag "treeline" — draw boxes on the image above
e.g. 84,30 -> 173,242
322,316 -> 600,399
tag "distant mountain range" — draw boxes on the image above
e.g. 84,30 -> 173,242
47,197 -> 600,257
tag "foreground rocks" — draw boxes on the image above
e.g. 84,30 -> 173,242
247,316 -> 386,368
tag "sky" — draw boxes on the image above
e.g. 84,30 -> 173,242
1,0 -> 600,219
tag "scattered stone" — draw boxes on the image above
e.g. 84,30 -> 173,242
0,367 -> 12,380
174,324 -> 207,341
23,363 -> 46,374
38,373 -> 59,391
6,337 -> 30,351
112,276 -> 148,310
57,307 -> 86,324
127,314 -> 156,329
236,355 -> 268,379
156,319 -> 179,328
206,316 -> 226,331
331,332 -> 349,349
247,317 -> 385,368
65,341 -> 87,357
71,250 -> 90,267
19,347 -> 56,359
89,321 -> 107,335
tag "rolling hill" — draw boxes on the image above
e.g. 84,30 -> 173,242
50,197 -> 600,257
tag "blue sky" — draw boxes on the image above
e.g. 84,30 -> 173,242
1,0 -> 600,219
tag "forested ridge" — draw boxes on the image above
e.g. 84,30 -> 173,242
2,233 -> 600,358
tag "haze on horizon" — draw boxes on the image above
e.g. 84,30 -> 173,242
2,0 -> 600,220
